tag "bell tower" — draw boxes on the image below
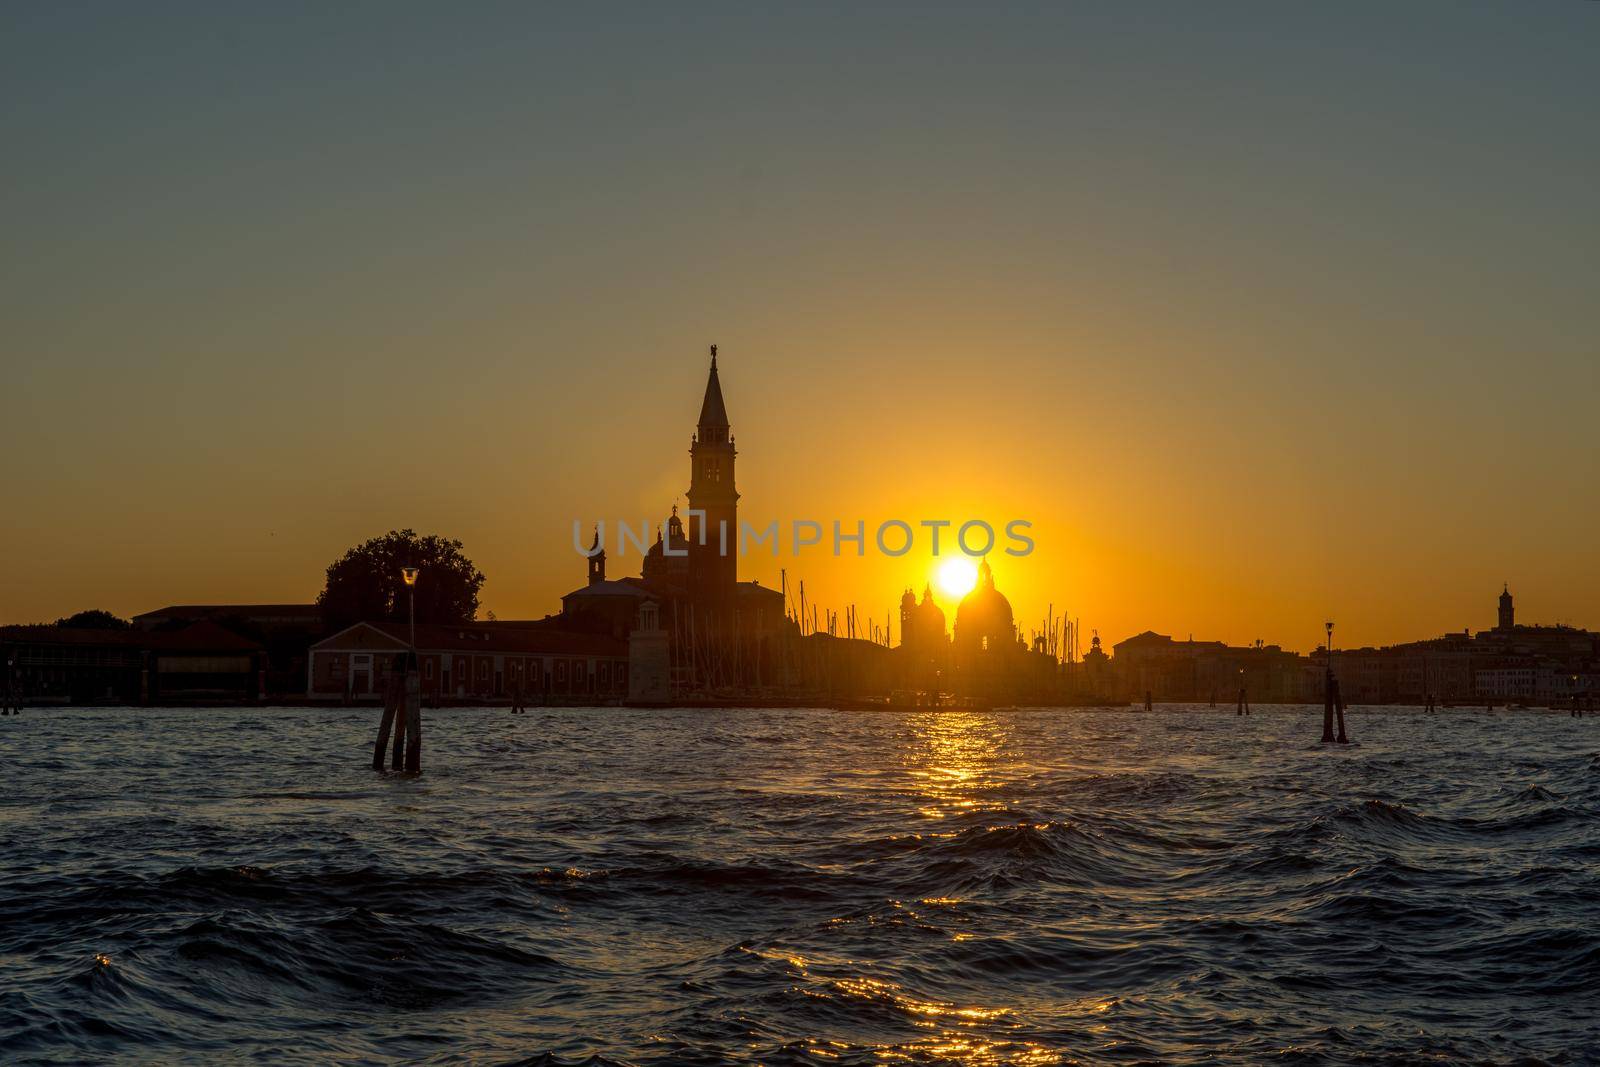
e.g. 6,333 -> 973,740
1497,584 -> 1514,630
687,345 -> 738,618
587,526 -> 605,586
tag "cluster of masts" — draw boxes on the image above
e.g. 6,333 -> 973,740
1028,607 -> 1085,665
784,570 -> 894,646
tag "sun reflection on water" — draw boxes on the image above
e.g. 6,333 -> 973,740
738,714 -> 1073,1062
905,711 -> 1016,820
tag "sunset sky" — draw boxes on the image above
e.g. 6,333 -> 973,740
4,3 -> 1596,650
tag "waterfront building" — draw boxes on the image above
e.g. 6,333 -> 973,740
308,621 -> 627,703
131,602 -> 324,697
0,621 -> 266,705
1114,586 -> 1597,707
1111,631 -> 1308,703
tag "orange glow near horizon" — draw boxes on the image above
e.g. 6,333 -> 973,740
3,8 -> 1597,652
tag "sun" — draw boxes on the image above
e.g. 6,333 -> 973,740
936,556 -> 978,599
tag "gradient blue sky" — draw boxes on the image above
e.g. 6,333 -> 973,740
3,3 -> 1596,648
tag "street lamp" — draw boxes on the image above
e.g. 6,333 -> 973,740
401,567 -> 419,657
1325,621 -> 1335,677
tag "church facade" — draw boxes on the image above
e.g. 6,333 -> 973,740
558,348 -> 788,696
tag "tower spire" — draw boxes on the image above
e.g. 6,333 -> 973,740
697,345 -> 729,433
687,344 -> 738,622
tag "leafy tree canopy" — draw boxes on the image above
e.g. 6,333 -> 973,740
317,529 -> 485,630
55,609 -> 131,630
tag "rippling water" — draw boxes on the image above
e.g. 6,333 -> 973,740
3,705 -> 1598,1064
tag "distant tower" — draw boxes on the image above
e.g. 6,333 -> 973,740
687,345 -> 738,618
587,527 -> 605,586
1498,584 -> 1514,630
917,584 -> 946,644
1083,630 -> 1109,690
899,588 -> 917,646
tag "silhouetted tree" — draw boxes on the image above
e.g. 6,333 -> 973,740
54,609 -> 131,630
317,529 -> 485,630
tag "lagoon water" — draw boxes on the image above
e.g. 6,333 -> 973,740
2,705 -> 1597,1064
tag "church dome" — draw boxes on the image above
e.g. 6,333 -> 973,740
954,560 -> 1012,649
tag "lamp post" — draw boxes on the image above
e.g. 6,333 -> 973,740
401,566 -> 419,655
1325,621 -> 1335,676
384,565 -> 422,775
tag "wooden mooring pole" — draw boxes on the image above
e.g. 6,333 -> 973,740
1321,670 -> 1336,743
403,658 -> 421,774
379,652 -> 422,774
373,654 -> 404,771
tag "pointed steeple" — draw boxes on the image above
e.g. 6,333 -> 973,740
697,344 -> 729,433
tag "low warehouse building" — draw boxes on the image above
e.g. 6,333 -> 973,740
308,622 -> 628,703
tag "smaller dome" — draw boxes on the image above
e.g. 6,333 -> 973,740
647,508 -> 690,558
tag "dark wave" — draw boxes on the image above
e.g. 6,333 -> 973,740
3,704 -> 1598,1064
